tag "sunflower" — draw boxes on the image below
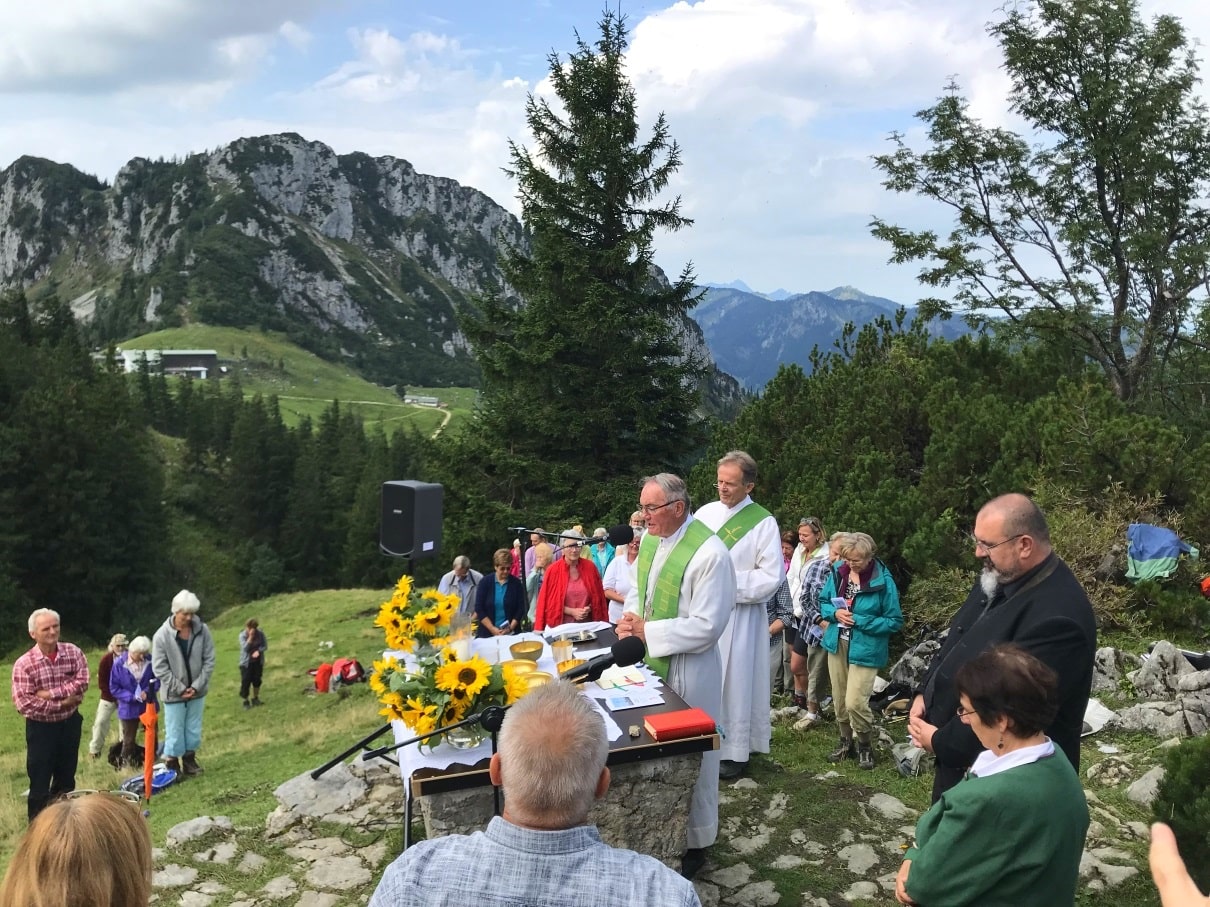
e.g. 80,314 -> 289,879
368,656 -> 401,695
416,609 -> 445,632
501,664 -> 530,704
378,690 -> 408,723
434,656 -> 492,697
394,575 -> 414,598
401,696 -> 439,736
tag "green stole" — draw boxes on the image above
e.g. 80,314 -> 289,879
636,519 -> 714,680
714,501 -> 773,550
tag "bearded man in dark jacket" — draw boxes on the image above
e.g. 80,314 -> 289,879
908,493 -> 1097,802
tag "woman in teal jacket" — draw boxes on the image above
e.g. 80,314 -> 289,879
820,532 -> 902,769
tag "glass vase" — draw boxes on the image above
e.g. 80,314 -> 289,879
445,724 -> 486,750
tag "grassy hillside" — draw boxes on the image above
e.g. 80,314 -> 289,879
117,325 -> 473,435
0,588 -> 391,869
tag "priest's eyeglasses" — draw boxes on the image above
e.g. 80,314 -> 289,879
638,501 -> 675,515
970,533 -> 1023,552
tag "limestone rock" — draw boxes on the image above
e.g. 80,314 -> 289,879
165,816 -> 234,848
274,764 -> 367,818
842,880 -> 882,902
1130,642 -> 1196,699
732,880 -> 780,906
153,865 -> 199,888
770,854 -> 807,869
1092,647 -> 1140,692
868,792 -> 917,821
889,637 -> 942,689
1085,755 -> 1134,786
260,876 -> 298,901
703,862 -> 753,889
304,856 -> 371,890
838,842 -> 880,875
1126,766 -> 1166,806
294,892 -> 340,907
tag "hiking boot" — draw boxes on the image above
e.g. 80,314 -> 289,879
242,700 -> 251,710
166,757 -> 182,774
857,745 -> 875,770
182,752 -> 203,775
251,697 -> 262,706
827,737 -> 855,763
791,692 -> 807,710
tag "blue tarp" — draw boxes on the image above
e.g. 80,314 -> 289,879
1125,523 -> 1198,582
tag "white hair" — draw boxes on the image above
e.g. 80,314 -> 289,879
498,681 -> 608,827
171,590 -> 201,614
128,636 -> 152,655
28,608 -> 60,633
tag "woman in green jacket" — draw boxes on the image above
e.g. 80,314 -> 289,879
819,532 -> 902,769
895,645 -> 1089,906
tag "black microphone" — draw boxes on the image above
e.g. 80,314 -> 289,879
581,525 -> 635,548
561,636 -> 646,684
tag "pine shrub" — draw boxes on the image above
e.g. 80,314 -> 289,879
1153,734 -> 1210,891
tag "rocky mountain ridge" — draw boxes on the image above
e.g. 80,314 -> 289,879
0,133 -> 743,411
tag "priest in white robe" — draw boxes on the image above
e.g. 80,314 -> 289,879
693,451 -> 784,778
619,472 -> 736,880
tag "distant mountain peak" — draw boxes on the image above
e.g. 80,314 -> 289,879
704,278 -> 757,294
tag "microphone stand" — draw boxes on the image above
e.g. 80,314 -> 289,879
310,724 -> 397,780
360,704 -> 511,851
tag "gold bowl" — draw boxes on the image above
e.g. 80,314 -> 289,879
524,671 -> 553,689
509,640 -> 543,662
501,659 -> 538,675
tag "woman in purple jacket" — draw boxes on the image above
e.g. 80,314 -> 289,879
110,635 -> 160,768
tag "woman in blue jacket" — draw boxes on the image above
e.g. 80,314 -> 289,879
474,548 -> 527,638
820,532 -> 903,769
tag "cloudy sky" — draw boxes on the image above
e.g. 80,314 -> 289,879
1,0 -> 1207,302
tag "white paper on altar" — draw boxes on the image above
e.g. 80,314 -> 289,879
578,662 -> 665,702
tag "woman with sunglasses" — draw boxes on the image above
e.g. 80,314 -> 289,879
533,529 -> 608,630
895,644 -> 1088,906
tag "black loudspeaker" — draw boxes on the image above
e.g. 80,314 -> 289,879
380,481 -> 443,558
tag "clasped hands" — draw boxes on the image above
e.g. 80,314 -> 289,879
616,612 -> 645,644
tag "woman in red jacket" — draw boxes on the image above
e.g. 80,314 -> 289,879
534,530 -> 608,630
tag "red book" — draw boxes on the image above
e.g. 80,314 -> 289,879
643,708 -> 716,741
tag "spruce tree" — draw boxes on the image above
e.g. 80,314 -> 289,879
457,11 -> 706,520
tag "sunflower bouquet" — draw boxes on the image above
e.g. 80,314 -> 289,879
373,574 -> 460,652
370,576 -> 532,746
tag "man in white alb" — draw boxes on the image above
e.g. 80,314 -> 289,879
693,450 -> 784,779
618,473 -> 736,880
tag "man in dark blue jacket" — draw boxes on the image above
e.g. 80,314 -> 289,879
908,493 -> 1097,801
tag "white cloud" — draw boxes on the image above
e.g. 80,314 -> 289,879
278,21 -> 313,52
0,1 -> 332,94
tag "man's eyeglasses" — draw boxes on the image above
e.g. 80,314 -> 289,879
970,533 -> 1023,552
713,481 -> 751,491
638,501 -> 676,515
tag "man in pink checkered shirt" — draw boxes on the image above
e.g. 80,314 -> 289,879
11,608 -> 89,822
